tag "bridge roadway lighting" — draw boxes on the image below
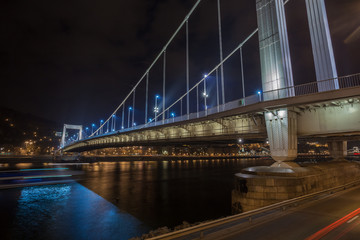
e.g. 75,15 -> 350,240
171,112 -> 175,122
154,95 -> 160,122
100,120 -> 104,134
257,91 -> 262,102
128,107 -> 132,128
91,123 -> 95,134
112,114 -> 116,131
203,74 -> 209,114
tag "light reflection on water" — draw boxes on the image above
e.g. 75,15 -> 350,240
0,158 -> 273,239
77,158 -> 274,229
1,183 -> 150,240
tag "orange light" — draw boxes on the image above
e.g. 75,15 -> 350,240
305,208 -> 360,240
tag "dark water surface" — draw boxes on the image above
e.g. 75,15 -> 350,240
0,158 -> 273,239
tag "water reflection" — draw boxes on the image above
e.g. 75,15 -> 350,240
0,158 -> 273,239
1,183 -> 150,240
78,158 -> 273,229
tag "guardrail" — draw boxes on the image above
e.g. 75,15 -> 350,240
148,178 -> 360,240
263,73 -> 360,100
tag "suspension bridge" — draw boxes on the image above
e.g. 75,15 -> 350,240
60,0 -> 360,167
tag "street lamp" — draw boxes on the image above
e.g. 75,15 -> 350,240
203,74 -> 209,114
91,123 -> 95,134
84,127 -> 89,138
154,95 -> 160,122
257,91 -> 262,102
171,112 -> 175,122
100,120 -> 104,134
128,107 -> 132,128
112,114 -> 116,131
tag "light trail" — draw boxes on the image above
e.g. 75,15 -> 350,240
305,208 -> 360,240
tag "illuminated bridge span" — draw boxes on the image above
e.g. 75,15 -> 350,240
61,0 -> 360,167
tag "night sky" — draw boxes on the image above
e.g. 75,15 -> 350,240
1,0 -> 359,128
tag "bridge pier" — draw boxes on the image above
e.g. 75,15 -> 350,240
265,108 -> 298,167
327,141 -> 347,160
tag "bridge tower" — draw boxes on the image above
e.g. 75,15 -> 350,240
256,0 -> 297,166
305,0 -> 338,91
60,124 -> 83,148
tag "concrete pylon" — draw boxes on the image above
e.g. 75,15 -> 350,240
265,108 -> 298,167
327,141 -> 347,160
256,0 -> 294,101
256,0 -> 298,166
305,0 -> 338,91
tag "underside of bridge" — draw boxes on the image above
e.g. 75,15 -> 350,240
63,93 -> 360,158
63,113 -> 267,152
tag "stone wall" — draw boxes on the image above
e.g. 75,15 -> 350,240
232,161 -> 360,213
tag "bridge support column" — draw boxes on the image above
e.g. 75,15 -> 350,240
256,0 -> 294,101
305,0 -> 338,91
327,141 -> 347,160
265,108 -> 298,167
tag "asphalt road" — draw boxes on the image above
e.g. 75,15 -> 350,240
221,186 -> 360,240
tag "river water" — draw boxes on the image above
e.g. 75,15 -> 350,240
0,158 -> 273,239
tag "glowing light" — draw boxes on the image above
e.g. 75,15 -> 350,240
204,74 -> 208,78
20,168 -> 68,171
129,107 -> 132,110
155,95 -> 160,99
23,175 -> 72,179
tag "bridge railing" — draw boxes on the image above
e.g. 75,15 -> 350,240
263,73 -> 360,100
64,73 -> 360,147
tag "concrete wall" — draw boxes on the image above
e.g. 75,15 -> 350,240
232,161 -> 360,213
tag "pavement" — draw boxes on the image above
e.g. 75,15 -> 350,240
218,185 -> 360,240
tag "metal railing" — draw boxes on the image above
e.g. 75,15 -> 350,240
263,73 -> 360,100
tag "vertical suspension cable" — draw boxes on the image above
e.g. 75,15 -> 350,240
145,72 -> 149,123
111,116 -> 114,130
204,78 -> 207,116
196,85 -> 199,118
186,19 -> 190,118
132,89 -> 136,126
240,47 -> 246,105
121,105 -> 125,129
217,0 -> 225,105
162,51 -> 166,123
180,98 -> 183,116
216,68 -> 220,112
